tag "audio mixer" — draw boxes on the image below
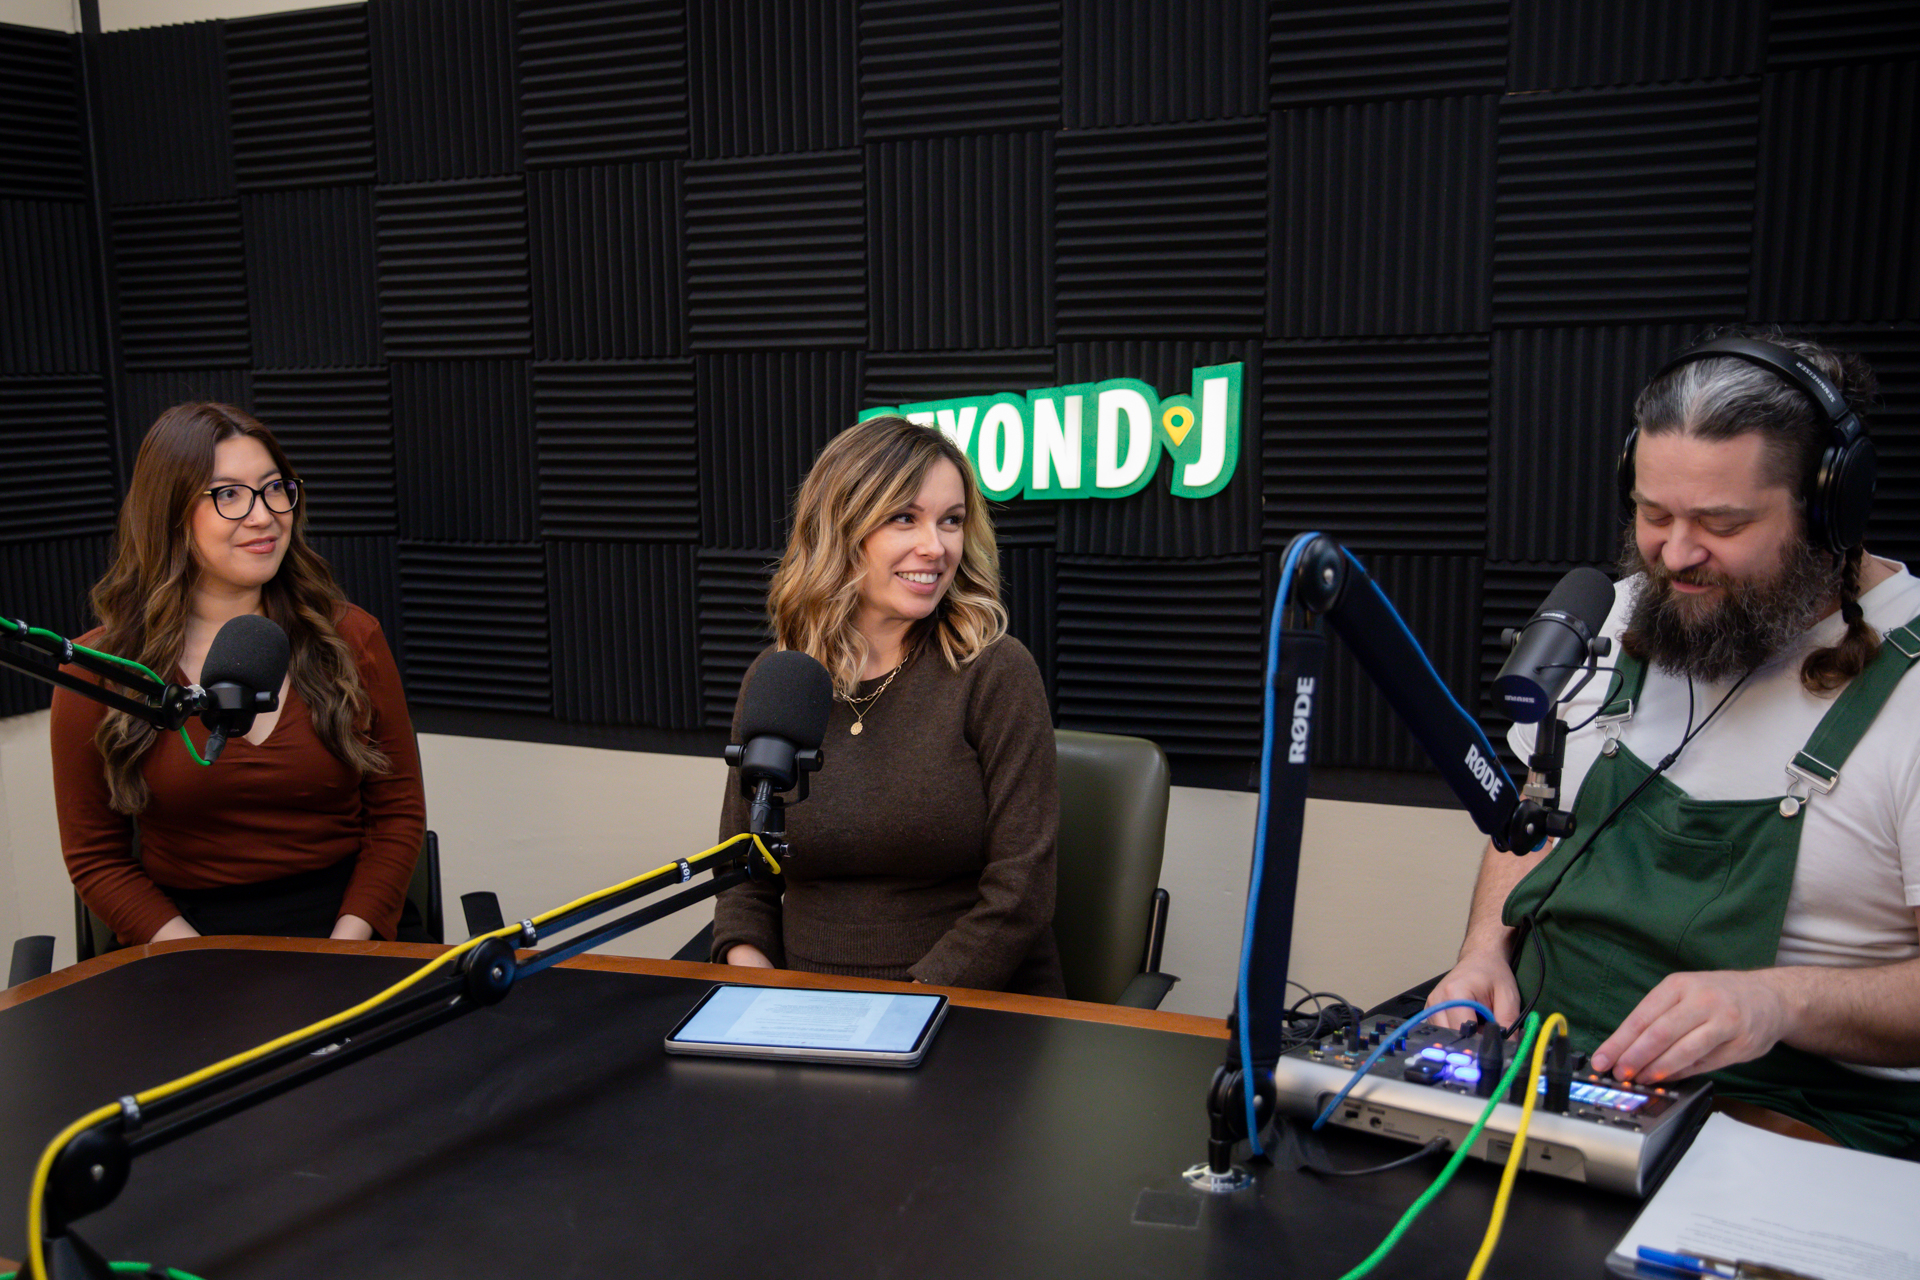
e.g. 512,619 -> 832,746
1270,1017 -> 1712,1197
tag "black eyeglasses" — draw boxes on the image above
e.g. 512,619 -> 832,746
202,478 -> 301,520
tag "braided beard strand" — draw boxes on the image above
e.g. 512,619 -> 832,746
1617,528 -> 1834,683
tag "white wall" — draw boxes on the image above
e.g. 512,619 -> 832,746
3,713 -> 1483,1013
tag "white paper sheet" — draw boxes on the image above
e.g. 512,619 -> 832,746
1608,1113 -> 1920,1280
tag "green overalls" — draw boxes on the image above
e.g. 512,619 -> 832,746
1503,615 -> 1920,1154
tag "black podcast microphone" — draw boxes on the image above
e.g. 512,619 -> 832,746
1492,567 -> 1615,724
727,650 -> 832,836
197,614 -> 289,762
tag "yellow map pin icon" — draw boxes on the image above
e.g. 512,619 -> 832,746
1162,403 -> 1194,447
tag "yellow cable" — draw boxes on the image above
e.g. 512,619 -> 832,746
24,832 -> 773,1279
1463,1011 -> 1568,1280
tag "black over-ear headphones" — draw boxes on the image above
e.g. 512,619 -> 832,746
1617,336 -> 1876,555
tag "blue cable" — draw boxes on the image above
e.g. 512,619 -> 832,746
1339,547 -> 1506,766
1311,999 -> 1496,1130
1235,533 -> 1316,1156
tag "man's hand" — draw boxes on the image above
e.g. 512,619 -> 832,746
330,914 -> 375,942
149,915 -> 200,943
725,943 -> 775,969
1425,949 -> 1521,1030
1590,970 -> 1793,1083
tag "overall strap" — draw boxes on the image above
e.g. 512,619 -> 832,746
1598,649 -> 1647,720
1789,612 -> 1920,792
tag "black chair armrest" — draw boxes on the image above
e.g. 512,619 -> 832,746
1116,970 -> 1178,1010
460,891 -> 506,938
672,922 -> 715,963
9,935 -> 55,987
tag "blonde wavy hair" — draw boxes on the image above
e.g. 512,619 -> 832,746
769,415 -> 1007,695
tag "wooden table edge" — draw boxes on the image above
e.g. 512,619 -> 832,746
0,935 -> 1229,1040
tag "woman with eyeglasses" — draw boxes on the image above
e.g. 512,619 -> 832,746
711,415 -> 1064,994
49,402 -> 426,945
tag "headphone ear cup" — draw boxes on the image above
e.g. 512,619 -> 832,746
1616,426 -> 1639,515
1812,431 -> 1876,554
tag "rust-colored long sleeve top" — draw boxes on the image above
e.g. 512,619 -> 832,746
712,636 -> 1064,995
51,605 -> 425,944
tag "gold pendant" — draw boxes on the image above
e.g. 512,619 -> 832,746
849,721 -> 863,735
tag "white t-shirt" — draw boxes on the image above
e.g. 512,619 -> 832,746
1506,560 -> 1920,972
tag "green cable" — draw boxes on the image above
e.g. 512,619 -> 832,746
1,1264 -> 207,1280
4,617 -> 210,768
1334,1012 -> 1543,1280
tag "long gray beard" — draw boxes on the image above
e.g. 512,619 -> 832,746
1617,530 -> 1833,683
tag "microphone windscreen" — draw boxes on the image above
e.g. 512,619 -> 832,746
739,650 -> 833,750
202,614 -> 290,691
1540,566 -> 1615,630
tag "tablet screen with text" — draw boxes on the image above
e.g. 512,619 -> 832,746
664,985 -> 948,1067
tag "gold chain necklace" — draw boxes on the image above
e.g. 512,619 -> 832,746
839,657 -> 907,735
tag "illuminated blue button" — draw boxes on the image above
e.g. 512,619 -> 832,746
1453,1066 -> 1481,1085
1445,1052 -> 1473,1066
1420,1047 -> 1448,1062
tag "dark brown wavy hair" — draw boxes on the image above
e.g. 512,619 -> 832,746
90,402 -> 388,812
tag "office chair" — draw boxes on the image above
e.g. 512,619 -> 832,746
1053,729 -> 1177,1008
70,829 -> 446,963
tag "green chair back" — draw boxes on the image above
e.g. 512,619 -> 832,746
1053,729 -> 1171,1004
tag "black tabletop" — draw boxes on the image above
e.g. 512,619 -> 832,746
1,949 -> 1638,1277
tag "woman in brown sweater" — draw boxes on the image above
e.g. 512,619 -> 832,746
712,415 -> 1064,995
50,403 -> 425,945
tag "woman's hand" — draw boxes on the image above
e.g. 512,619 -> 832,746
725,943 -> 775,968
149,916 -> 200,943
330,914 -> 375,942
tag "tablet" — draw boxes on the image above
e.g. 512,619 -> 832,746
664,984 -> 949,1068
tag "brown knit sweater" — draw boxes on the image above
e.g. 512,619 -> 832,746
712,635 -> 1064,995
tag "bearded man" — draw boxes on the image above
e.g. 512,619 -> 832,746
1427,333 -> 1920,1154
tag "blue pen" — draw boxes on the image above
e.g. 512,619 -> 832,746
1637,1247 -> 1736,1278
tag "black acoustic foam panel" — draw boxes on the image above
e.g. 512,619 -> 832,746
534,360 -> 699,541
1269,0 -> 1506,107
398,541 -> 550,714
1493,81 -> 1761,325
528,161 -> 685,360
0,378 -> 115,545
867,133 -> 1052,352
697,350 -> 862,548
0,535 -> 111,717
684,152 -> 866,349
1000,544 -> 1057,709
0,199 -> 98,375
1751,61 -> 1918,322
1509,0 -> 1766,92
390,360 -> 536,542
0,24 -> 87,200
1055,120 -> 1266,338
517,0 -> 689,166
1055,555 -> 1265,756
369,0 -> 520,182
858,0 -> 1061,139
225,5 -> 377,190
375,178 -> 532,358
243,186 -> 381,369
1300,553 -> 1484,773
111,201 -> 251,370
115,370 -> 253,479
1063,0 -> 1264,127
1487,324 -> 1697,565
548,541 -> 700,728
1263,338 -> 1489,555
695,548 -> 778,728
1270,95 -> 1495,339
309,534 -> 406,671
1768,1 -> 1920,68
863,349 -> 1060,548
1054,340 -> 1262,558
688,0 -> 857,158
252,369 -> 397,536
1823,324 -> 1920,569
95,23 -> 233,206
